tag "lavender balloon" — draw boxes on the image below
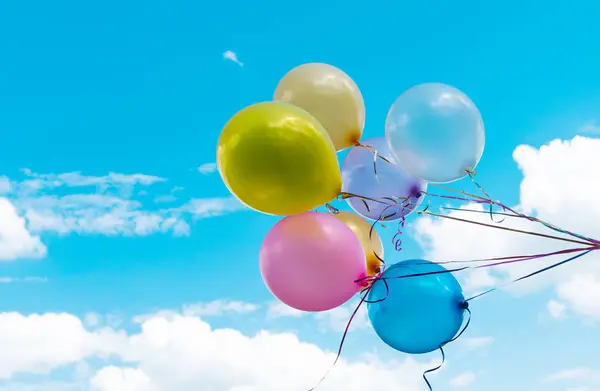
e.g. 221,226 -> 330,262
341,137 -> 427,221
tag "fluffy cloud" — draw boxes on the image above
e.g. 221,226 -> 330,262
222,51 -> 244,67
133,300 -> 260,324
545,367 -> 600,382
413,136 -> 600,320
0,177 -> 11,194
197,163 -> 218,175
546,300 -> 567,318
458,337 -> 495,352
0,198 -> 46,261
266,300 -> 370,333
449,371 -> 475,387
20,194 -> 190,237
15,170 -> 165,194
0,169 -> 246,246
0,277 -> 47,283
0,310 -> 435,391
0,312 -> 126,379
181,300 -> 259,317
579,120 -> 600,134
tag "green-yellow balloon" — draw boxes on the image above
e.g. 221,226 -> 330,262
217,101 -> 342,216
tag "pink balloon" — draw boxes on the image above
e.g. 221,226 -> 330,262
260,211 -> 367,312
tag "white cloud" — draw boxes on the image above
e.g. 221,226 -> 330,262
133,300 -> 260,324
545,367 -> 600,382
0,309 -> 436,391
267,301 -> 306,318
197,163 -> 218,175
183,196 -> 247,218
20,195 -> 190,237
579,120 -> 600,134
5,170 -> 189,238
459,337 -> 495,352
0,198 -> 46,261
182,300 -> 259,317
413,136 -> 600,320
314,300 -> 370,333
0,381 -> 83,391
0,312 -> 126,379
0,177 -> 11,194
547,299 -> 567,318
0,276 -> 47,283
222,50 -> 244,67
17,170 -> 165,196
0,170 -> 246,240
450,371 -> 475,388
266,300 -> 370,333
91,367 -> 153,391
555,274 -> 600,318
84,313 -> 101,328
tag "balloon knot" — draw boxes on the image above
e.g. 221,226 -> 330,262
459,301 -> 469,310
409,184 -> 422,198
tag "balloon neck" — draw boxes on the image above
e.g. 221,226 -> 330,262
409,185 -> 423,199
459,300 -> 469,310
347,131 -> 362,148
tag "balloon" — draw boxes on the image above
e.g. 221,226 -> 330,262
341,137 -> 427,221
385,83 -> 485,184
217,102 -> 342,216
331,211 -> 384,279
260,212 -> 367,312
274,63 -> 365,151
367,260 -> 466,354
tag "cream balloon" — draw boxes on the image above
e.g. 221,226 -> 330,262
331,211 -> 383,281
274,63 -> 365,151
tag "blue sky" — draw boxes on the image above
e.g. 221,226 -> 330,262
1,0 -> 600,390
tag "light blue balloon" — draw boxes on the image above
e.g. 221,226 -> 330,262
341,137 -> 427,221
385,83 -> 485,184
367,259 -> 466,354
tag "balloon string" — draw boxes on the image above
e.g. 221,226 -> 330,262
307,285 -> 376,391
325,203 -> 340,214
310,248 -> 590,391
418,209 -> 595,247
340,191 -> 393,207
354,247 -> 597,287
466,249 -> 593,301
392,216 -> 406,251
423,305 -> 472,391
368,208 -> 391,267
423,346 -> 445,391
465,170 -> 600,244
427,170 -> 599,246
353,141 -> 396,184
311,169 -> 597,391
428,246 -> 592,265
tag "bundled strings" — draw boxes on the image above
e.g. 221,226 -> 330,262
309,165 -> 600,391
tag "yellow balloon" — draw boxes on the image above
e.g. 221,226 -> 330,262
332,211 -> 384,279
217,102 -> 342,216
274,63 -> 365,152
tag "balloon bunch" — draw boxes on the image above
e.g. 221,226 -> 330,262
216,62 -> 490,389
217,62 -> 598,390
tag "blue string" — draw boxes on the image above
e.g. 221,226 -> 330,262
422,346 -> 445,391
422,304 -> 472,390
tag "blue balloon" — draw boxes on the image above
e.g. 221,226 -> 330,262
341,136 -> 427,221
367,259 -> 466,354
385,83 -> 485,184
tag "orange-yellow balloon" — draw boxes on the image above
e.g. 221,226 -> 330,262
217,102 -> 342,216
332,211 -> 384,279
